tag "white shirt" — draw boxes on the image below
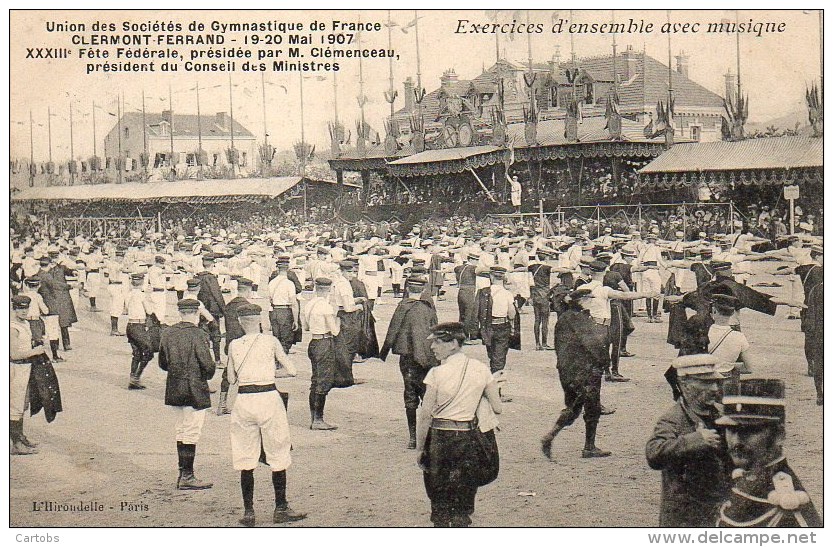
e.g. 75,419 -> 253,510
124,289 -> 152,320
424,351 -> 494,422
268,275 -> 296,306
708,325 -> 750,364
490,284 -> 514,318
303,296 -> 336,335
227,333 -> 296,385
584,279 -> 614,321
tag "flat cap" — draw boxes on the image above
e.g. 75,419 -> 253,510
314,277 -> 333,287
177,298 -> 201,311
673,354 -> 734,380
11,295 -> 31,309
237,303 -> 262,317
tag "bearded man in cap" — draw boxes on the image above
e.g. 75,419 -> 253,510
227,303 -> 306,526
159,298 -> 216,490
646,355 -> 735,527
716,379 -> 821,527
195,253 -> 226,364
379,276 -> 439,448
10,294 -> 49,455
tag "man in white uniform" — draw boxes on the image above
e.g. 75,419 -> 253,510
227,303 -> 307,527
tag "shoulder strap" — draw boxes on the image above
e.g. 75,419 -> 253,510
232,334 -> 262,381
709,328 -> 735,354
433,357 -> 469,417
801,265 -> 818,286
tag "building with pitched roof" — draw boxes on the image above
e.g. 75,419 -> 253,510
103,110 -> 257,171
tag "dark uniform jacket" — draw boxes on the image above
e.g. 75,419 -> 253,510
646,400 -> 732,527
718,458 -> 822,527
379,296 -> 438,369
528,263 -> 553,305
37,265 -> 78,327
159,322 -> 216,410
476,286 -> 496,346
554,308 -> 610,383
195,271 -> 226,318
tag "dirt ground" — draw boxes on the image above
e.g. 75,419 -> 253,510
10,276 -> 823,528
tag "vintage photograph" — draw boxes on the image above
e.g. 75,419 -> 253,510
8,8 -> 823,530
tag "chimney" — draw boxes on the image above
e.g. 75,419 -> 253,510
675,51 -> 689,79
403,77 -> 415,113
724,69 -> 736,103
440,69 -> 458,91
161,110 -> 172,124
215,112 -> 228,128
622,45 -> 638,80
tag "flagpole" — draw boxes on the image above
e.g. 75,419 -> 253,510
69,102 -> 75,186
168,84 -> 175,180
387,10 -> 395,118
358,13 -> 367,155
228,74 -> 236,178
91,102 -> 97,183
667,10 -> 674,134
299,72 -> 307,220
29,109 -> 34,187
116,95 -> 123,184
415,9 -> 422,124
735,10 -> 741,102
612,10 -> 618,96
47,106 -> 53,165
142,90 -> 148,182
196,82 -> 204,180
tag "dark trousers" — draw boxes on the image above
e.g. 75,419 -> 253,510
202,320 -> 222,361
309,337 -> 352,394
457,287 -> 477,339
126,322 -> 153,376
28,319 -> 45,344
532,301 -> 550,346
607,303 -> 624,374
422,429 -> 479,527
806,333 -> 823,400
485,322 -> 511,373
399,355 -> 429,410
554,368 -> 603,429
269,308 -> 295,353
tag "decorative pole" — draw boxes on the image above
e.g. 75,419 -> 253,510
228,74 -> 236,178
116,95 -> 123,184
92,101 -> 97,183
28,109 -> 34,187
299,72 -> 308,220
142,90 -> 148,182
196,82 -> 203,179
168,84 -> 175,180
69,102 -> 75,186
47,106 -> 53,165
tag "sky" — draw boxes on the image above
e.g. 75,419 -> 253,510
9,9 -> 823,162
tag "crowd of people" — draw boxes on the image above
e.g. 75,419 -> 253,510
9,205 -> 824,527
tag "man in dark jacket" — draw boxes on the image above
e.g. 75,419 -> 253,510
159,298 -> 216,490
216,277 -> 255,415
716,378 -> 821,527
454,253 -> 479,340
195,254 -> 226,364
476,266 -> 516,402
379,276 -> 438,449
541,287 -> 612,460
37,254 -> 77,351
646,355 -> 734,527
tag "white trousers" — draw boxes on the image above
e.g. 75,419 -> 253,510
230,390 -> 292,471
10,363 -> 31,421
174,407 -> 206,444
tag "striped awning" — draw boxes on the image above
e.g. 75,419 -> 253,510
639,136 -> 822,174
12,177 -> 304,203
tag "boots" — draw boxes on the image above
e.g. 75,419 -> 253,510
10,420 -> 38,455
581,421 -> 611,458
177,443 -> 213,490
89,297 -> 99,311
216,392 -> 231,415
128,358 -> 145,390
308,391 -> 316,425
17,419 -> 38,448
49,340 -> 63,362
61,327 -> 72,351
310,394 -> 337,430
405,408 -> 417,449
540,423 -> 564,460
110,316 -> 121,336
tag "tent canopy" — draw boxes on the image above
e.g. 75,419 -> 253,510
639,136 -> 822,174
12,177 -> 304,204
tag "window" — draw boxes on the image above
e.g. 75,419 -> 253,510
159,122 -> 170,136
584,83 -> 594,105
550,86 -> 558,108
241,152 -> 248,167
690,126 -> 701,142
124,127 -> 129,139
